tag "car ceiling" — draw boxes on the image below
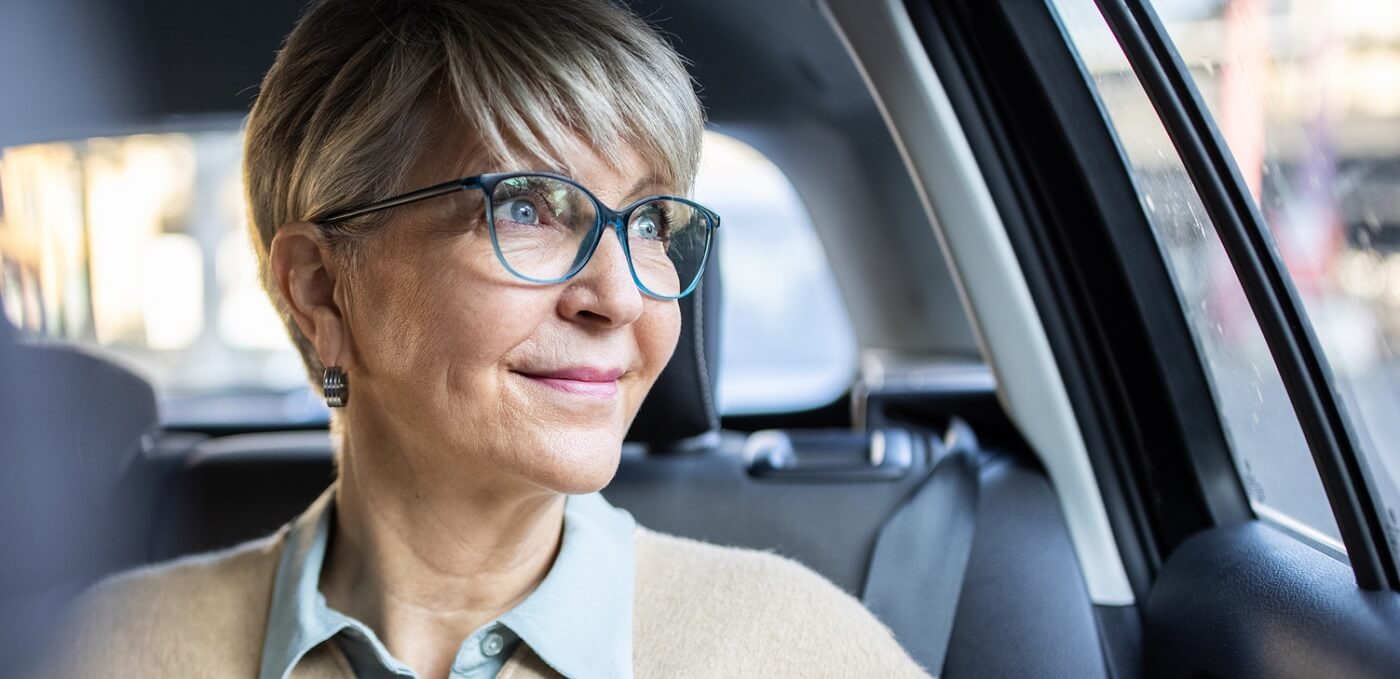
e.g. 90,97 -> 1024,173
0,0 -> 980,360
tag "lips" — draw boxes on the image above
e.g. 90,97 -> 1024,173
515,366 -> 624,398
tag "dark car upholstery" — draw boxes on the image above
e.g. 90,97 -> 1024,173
10,264 -> 1107,677
0,323 -> 160,668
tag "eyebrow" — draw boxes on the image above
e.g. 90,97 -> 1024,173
624,174 -> 669,202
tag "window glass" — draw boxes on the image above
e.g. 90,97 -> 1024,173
0,131 -> 320,424
0,130 -> 856,423
695,133 -> 858,414
1150,0 -> 1400,568
1052,0 -> 1345,548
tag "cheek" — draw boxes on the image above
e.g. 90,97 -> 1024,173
638,300 -> 682,382
350,241 -> 539,382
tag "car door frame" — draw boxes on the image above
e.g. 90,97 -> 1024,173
1093,0 -> 1399,594
829,0 -> 1400,675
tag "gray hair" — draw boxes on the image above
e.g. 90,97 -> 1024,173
243,0 -> 705,386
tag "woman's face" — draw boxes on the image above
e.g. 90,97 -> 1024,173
339,138 -> 681,498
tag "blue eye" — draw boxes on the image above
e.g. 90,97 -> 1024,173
632,205 -> 670,242
496,198 -> 540,225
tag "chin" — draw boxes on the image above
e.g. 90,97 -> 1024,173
525,430 -> 625,495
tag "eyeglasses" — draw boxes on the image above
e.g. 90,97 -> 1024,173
315,172 -> 721,300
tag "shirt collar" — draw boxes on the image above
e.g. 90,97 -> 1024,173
258,483 -> 636,679
500,491 -> 636,679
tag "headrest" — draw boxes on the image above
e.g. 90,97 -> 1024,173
0,335 -> 159,666
626,250 -> 722,448
0,341 -> 158,499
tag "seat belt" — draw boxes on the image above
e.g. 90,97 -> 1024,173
862,422 -> 980,678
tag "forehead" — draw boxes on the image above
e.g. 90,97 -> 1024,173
405,116 -> 671,202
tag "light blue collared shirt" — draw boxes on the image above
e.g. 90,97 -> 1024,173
258,484 -> 637,679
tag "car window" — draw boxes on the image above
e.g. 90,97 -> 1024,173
695,133 -> 858,414
0,129 -> 856,423
1148,0 -> 1400,570
1051,0 -> 1345,549
0,130 -> 321,424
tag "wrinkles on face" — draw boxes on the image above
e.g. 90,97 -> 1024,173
337,135 -> 682,502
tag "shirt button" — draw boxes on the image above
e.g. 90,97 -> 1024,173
481,631 -> 506,657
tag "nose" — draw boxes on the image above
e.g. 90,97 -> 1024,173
557,225 -> 644,327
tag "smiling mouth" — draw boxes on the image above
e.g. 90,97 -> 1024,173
514,368 -> 623,398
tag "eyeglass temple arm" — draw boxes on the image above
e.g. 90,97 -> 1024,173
315,177 -> 483,224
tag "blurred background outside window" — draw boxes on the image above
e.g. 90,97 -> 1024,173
1056,0 -> 1400,551
0,129 -> 856,424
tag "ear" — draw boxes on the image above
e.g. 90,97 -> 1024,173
269,222 -> 354,372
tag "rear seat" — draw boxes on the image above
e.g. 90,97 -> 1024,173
138,425 -> 1104,677
0,256 -> 1103,674
27,264 -> 1107,677
0,326 -> 161,670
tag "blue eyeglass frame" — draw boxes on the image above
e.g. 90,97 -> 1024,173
314,171 -> 721,300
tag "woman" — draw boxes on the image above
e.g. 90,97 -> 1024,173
45,0 -> 928,676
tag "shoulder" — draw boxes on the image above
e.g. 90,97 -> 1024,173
29,531 -> 285,678
632,526 -> 930,677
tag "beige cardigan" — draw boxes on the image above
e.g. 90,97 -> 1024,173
38,514 -> 931,678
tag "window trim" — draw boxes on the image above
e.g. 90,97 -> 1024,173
1092,0 -> 1398,590
902,0 -> 1261,609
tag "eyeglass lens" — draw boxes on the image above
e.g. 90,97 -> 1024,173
489,175 -> 711,298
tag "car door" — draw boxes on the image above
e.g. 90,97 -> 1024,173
824,0 -> 1400,675
1066,2 -> 1400,676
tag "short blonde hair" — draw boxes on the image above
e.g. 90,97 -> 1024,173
243,0 -> 705,386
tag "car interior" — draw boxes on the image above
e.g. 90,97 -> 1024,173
3,0 -> 1399,677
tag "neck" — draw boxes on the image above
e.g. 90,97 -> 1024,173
321,426 -> 565,677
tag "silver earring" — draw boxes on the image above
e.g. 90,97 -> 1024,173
323,366 -> 348,408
